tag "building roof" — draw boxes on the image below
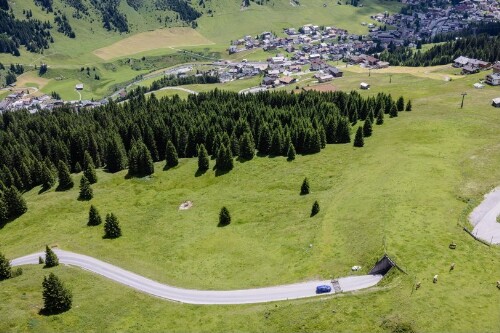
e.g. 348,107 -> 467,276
279,76 -> 296,84
454,56 -> 469,65
492,97 -> 500,104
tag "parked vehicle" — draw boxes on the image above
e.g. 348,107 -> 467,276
315,285 -> 332,294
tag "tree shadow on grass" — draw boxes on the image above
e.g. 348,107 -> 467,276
236,156 -> 253,163
163,164 -> 177,171
214,168 -> 230,177
38,308 -> 70,316
217,222 -> 230,228
195,169 -> 207,177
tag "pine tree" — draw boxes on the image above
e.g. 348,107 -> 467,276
78,175 -> 93,201
106,135 -> 127,173
354,126 -> 364,147
389,102 -> 398,118
128,140 -> 154,177
287,143 -> 296,161
258,125 -> 271,155
300,178 -> 310,195
44,245 -> 59,268
270,130 -> 282,156
239,132 -> 255,160
311,201 -> 320,217
218,206 -> 231,227
42,273 -> 72,314
165,140 -> 178,168
396,96 -> 405,111
230,133 -> 240,157
197,144 -> 209,171
216,144 -> 233,172
0,196 -> 7,223
363,118 -> 373,137
41,163 -> 55,190
376,109 -> 384,125
336,118 -> 351,143
405,100 -> 412,111
367,109 -> 375,123
0,251 -> 12,280
74,162 -> 82,173
57,160 -> 73,191
88,205 -> 102,226
83,151 -> 97,184
4,187 -> 27,219
104,213 -> 122,239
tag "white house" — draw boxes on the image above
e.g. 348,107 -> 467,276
485,73 -> 500,86
492,98 -> 500,108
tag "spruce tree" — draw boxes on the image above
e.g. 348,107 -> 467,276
78,175 -> 93,201
0,251 -> 12,280
216,144 -> 233,172
239,132 -> 255,160
83,151 -> 97,184
128,140 -> 154,177
336,118 -> 351,143
0,196 -> 7,223
258,125 -> 272,155
270,131 -> 282,156
74,162 -> 82,174
57,160 -> 73,191
311,201 -> 320,217
106,135 -> 127,173
287,143 -> 296,161
197,144 -> 209,171
396,96 -> 405,111
104,213 -> 122,239
218,206 -> 231,227
354,126 -> 364,147
230,133 -> 240,157
165,140 -> 179,168
4,187 -> 27,219
44,245 -> 59,268
88,205 -> 102,226
389,102 -> 398,118
42,273 -> 72,314
405,100 -> 412,111
363,118 -> 373,137
41,163 -> 55,190
367,109 -> 375,123
376,109 -> 384,125
300,178 -> 310,195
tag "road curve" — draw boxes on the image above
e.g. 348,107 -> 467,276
11,249 -> 383,305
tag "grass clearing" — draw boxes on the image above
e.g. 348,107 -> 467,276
93,28 -> 214,61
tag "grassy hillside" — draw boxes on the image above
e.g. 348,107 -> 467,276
1,69 -> 500,331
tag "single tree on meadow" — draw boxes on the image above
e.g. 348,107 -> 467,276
88,205 -> 102,226
300,178 -> 310,195
218,207 -> 231,227
42,273 -> 72,314
104,213 -> 122,239
311,201 -> 320,217
44,245 -> 59,268
354,126 -> 364,147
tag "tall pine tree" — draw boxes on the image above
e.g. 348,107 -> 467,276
42,273 -> 72,314
197,144 -> 209,172
57,160 -> 73,191
78,175 -> 93,201
165,140 -> 179,168
104,213 -> 122,239
4,187 -> 27,219
106,135 -> 127,173
353,126 -> 364,147
44,245 -> 59,268
0,251 -> 12,280
239,132 -> 255,160
87,205 -> 102,226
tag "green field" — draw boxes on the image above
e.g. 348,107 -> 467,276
2,67 -> 500,331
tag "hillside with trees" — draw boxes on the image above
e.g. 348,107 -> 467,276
379,34 -> 500,67
0,90 -> 407,197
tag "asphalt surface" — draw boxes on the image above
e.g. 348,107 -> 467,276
11,249 -> 383,305
470,187 -> 500,244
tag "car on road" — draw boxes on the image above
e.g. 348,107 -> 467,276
315,285 -> 332,294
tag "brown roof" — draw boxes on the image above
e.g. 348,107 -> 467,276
279,76 -> 296,84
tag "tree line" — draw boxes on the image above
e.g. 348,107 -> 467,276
0,10 -> 53,55
0,89 -> 410,194
379,34 -> 500,67
154,0 -> 201,22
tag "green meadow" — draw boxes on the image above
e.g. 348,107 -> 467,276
2,67 -> 500,331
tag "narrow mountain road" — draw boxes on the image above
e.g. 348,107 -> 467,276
11,249 -> 383,305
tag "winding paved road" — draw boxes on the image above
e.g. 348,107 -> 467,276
11,249 -> 383,305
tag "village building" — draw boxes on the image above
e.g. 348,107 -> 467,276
485,73 -> 500,86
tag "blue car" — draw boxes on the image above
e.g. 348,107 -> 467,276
315,285 -> 332,294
